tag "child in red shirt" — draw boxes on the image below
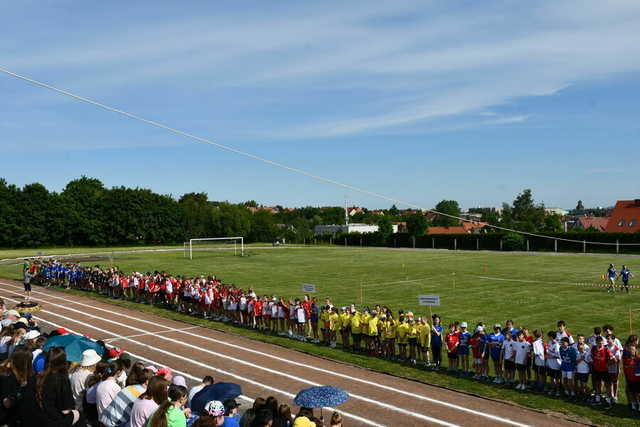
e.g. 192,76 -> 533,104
445,323 -> 460,372
591,336 -> 614,404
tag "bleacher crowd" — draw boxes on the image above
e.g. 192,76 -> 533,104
15,259 -> 640,416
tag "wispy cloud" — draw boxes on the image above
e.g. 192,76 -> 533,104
2,1 -> 640,141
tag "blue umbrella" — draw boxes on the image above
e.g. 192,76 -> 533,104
191,382 -> 242,414
294,385 -> 349,409
43,334 -> 105,362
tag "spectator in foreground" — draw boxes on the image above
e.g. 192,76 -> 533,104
147,384 -> 190,427
0,346 -> 33,425
95,361 -> 123,418
330,412 -> 342,427
272,404 -> 293,427
20,346 -> 85,426
240,397 -> 266,427
251,409 -> 274,427
293,407 -> 320,427
99,367 -> 153,426
222,398 -> 241,427
69,349 -> 102,410
188,375 -> 214,408
129,376 -> 169,427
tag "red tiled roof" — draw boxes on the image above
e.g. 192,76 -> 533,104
426,226 -> 468,234
605,200 -> 640,233
577,217 -> 609,231
461,221 -> 488,232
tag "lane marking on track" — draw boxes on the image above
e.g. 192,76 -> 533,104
103,325 -> 200,342
0,294 -> 387,427
0,288 -> 454,427
0,296 -> 253,403
0,282 -> 528,427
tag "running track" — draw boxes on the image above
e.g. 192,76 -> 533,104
0,279 -> 580,427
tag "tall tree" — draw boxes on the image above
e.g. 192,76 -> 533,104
433,200 -> 461,226
406,213 -> 428,236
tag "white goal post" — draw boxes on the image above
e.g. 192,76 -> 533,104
187,237 -> 244,259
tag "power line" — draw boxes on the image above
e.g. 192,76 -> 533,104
1,66 -> 637,247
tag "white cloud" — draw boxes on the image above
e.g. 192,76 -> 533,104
2,1 -> 640,140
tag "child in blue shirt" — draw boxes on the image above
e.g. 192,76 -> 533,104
458,322 -> 471,375
559,337 -> 578,397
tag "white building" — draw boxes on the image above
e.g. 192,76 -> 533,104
314,223 -> 399,235
544,207 -> 569,216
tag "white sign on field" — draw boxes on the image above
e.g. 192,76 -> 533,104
418,294 -> 440,306
302,283 -> 317,293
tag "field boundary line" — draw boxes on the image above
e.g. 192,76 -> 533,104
0,281 -> 532,427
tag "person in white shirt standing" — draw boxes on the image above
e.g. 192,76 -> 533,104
575,342 -> 591,399
546,331 -> 562,397
532,329 -> 547,392
501,331 -> 516,385
514,332 -> 531,390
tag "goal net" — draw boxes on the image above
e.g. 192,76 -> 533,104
186,237 -> 244,259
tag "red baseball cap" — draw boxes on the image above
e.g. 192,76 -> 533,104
106,347 -> 125,359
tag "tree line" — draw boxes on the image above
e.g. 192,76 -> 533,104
0,176 -> 564,248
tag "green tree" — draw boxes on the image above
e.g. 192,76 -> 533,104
406,213 -> 428,237
377,216 -> 393,236
388,204 -> 400,216
433,200 -> 461,226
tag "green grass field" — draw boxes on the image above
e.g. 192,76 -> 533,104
2,246 -> 640,425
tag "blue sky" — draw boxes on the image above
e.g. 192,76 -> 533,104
1,1 -> 639,210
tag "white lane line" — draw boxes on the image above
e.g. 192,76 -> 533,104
0,295 -> 254,404
103,325 -> 200,342
0,294 -> 386,427
0,282 -> 528,427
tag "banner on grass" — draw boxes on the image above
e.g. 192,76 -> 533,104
302,283 -> 317,293
418,294 -> 440,306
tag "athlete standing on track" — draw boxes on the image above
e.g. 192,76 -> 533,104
619,265 -> 633,293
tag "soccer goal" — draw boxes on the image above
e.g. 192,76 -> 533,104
186,237 -> 244,259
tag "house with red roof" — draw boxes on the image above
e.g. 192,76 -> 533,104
573,216 -> 610,232
604,200 -> 640,233
426,221 -> 488,235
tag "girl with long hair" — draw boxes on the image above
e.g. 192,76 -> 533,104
20,346 -> 85,426
0,346 -> 33,425
147,384 -> 190,427
129,376 -> 169,427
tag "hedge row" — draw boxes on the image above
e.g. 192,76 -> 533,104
313,231 -> 640,254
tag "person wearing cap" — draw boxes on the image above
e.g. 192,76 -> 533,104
70,349 -> 102,410
0,324 -> 27,360
458,322 -> 471,375
1,309 -> 20,329
487,324 -> 505,384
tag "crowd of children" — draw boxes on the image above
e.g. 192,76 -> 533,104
21,259 -> 640,413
